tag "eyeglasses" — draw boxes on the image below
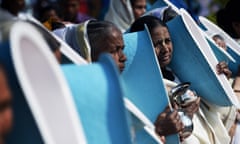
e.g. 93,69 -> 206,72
153,38 -> 171,48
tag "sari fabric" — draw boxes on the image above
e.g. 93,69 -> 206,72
53,20 -> 92,62
104,0 -> 134,33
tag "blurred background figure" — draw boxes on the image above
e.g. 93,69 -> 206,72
42,18 -> 66,31
130,0 -> 147,20
212,34 -> 227,51
91,0 -> 110,20
59,0 -> 91,24
38,4 -> 60,23
216,0 -> 240,44
0,63 -> 13,144
33,0 -> 60,21
104,0 -> 147,33
0,0 -> 25,16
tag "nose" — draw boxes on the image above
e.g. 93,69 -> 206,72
141,8 -> 146,14
160,43 -> 170,54
119,50 -> 127,62
155,47 -> 160,57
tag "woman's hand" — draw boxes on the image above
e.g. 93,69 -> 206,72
216,61 -> 232,79
155,105 -> 184,136
181,97 -> 201,119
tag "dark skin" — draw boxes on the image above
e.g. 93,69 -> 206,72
62,0 -> 79,23
181,97 -> 201,119
151,25 -> 186,138
54,49 -> 62,64
232,21 -> 240,39
94,27 -> 127,73
131,0 -> 147,19
152,25 -> 231,140
212,35 -> 227,51
150,26 -> 173,68
155,104 -> 184,136
0,67 -> 13,144
41,9 -> 61,23
216,61 -> 232,79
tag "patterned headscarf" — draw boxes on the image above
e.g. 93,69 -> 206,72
53,20 -> 93,62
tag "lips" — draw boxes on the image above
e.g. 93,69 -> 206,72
119,63 -> 125,72
160,54 -> 171,61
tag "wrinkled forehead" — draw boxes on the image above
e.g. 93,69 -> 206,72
103,26 -> 123,41
102,28 -> 124,49
111,27 -> 123,38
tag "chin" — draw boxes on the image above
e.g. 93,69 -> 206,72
159,59 -> 171,67
119,67 -> 124,73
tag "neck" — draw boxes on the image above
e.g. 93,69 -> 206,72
161,67 -> 175,81
161,66 -> 167,72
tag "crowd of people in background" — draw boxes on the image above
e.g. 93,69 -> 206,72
1,0 -> 240,144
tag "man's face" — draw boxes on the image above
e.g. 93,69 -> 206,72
102,29 -> 127,72
0,68 -> 12,141
151,26 -> 173,68
132,0 -> 146,19
43,9 -> 60,22
64,0 -> 79,19
14,0 -> 25,11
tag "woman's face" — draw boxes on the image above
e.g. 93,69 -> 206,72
151,26 -> 173,68
64,0 -> 79,20
132,0 -> 146,19
0,68 -> 13,141
103,28 -> 127,72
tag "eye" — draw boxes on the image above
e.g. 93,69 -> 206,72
153,40 -> 162,48
110,49 -> 117,54
0,99 -> 12,112
165,38 -> 171,44
121,45 -> 125,50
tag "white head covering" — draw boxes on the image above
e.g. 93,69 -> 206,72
53,20 -> 92,62
104,0 -> 134,33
